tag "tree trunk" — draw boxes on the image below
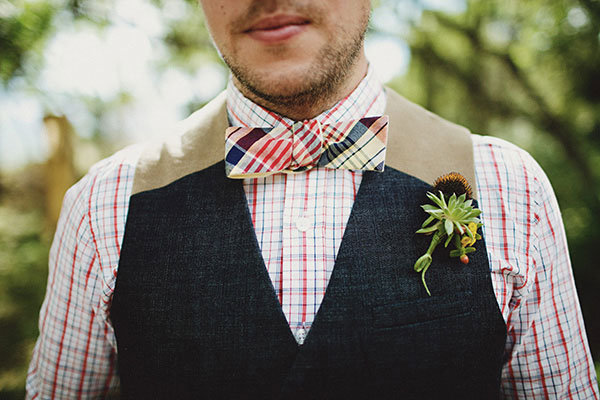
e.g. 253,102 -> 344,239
43,115 -> 76,231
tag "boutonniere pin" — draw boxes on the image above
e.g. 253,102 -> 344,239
414,172 -> 482,296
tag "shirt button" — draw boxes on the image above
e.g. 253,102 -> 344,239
295,215 -> 311,232
295,328 -> 306,345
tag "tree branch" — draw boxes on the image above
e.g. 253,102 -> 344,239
428,13 -> 596,183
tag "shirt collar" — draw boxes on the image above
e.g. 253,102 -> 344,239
226,64 -> 386,128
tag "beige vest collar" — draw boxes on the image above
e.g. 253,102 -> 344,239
132,88 -> 477,199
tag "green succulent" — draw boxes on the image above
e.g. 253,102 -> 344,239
414,191 -> 482,296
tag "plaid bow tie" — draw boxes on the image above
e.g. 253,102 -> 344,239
225,115 -> 389,178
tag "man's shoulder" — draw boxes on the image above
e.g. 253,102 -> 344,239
472,134 -> 556,208
64,144 -> 142,214
87,144 -> 143,183
472,134 -> 546,178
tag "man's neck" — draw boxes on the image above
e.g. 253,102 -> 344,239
232,57 -> 369,121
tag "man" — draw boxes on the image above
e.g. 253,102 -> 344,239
27,0 -> 598,398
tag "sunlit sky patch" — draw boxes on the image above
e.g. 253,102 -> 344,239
0,0 -> 466,170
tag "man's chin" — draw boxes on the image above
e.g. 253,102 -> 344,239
258,83 -> 313,100
236,73 -> 321,104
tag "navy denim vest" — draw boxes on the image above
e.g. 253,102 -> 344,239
111,162 -> 506,399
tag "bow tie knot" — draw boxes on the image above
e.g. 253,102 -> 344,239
289,120 -> 324,170
225,115 -> 389,178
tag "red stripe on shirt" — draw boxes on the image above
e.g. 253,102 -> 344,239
51,213 -> 87,398
531,280 -> 550,398
77,307 -> 96,399
114,164 -> 123,255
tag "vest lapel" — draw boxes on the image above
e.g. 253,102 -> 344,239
216,168 -> 299,347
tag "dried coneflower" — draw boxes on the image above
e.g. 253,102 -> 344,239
433,172 -> 473,199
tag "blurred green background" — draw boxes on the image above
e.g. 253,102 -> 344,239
1,0 -> 599,397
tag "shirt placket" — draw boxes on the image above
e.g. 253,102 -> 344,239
281,169 -> 322,344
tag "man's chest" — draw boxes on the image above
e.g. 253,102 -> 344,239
109,162 -> 507,398
243,168 -> 362,337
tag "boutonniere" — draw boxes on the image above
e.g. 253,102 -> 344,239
414,172 -> 482,296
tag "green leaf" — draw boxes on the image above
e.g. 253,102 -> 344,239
468,209 -> 482,218
416,225 -> 438,234
425,209 -> 443,217
449,249 -> 461,257
444,232 -> 454,247
438,191 -> 447,208
465,227 -> 475,240
414,254 -> 432,272
421,215 -> 435,228
427,192 -> 445,208
444,219 -> 453,236
448,193 -> 457,208
454,234 -> 462,248
454,221 -> 464,234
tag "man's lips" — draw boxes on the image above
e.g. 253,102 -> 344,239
244,15 -> 310,44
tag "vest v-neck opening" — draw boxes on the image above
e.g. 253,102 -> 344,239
237,169 -> 368,348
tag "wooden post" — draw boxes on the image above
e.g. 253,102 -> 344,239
43,115 -> 76,231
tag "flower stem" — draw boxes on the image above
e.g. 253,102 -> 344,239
421,265 -> 431,296
420,229 -> 443,296
426,229 -> 443,256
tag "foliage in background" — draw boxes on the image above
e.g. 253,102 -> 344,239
0,168 -> 50,398
1,0 -> 599,397
0,1 -> 54,83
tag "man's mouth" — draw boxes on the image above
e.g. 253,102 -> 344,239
244,15 -> 310,44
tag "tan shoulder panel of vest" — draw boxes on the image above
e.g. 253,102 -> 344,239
384,88 -> 478,199
132,91 -> 228,195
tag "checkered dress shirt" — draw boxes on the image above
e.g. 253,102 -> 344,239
27,68 -> 598,398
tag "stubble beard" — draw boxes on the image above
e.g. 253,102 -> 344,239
221,10 -> 370,119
